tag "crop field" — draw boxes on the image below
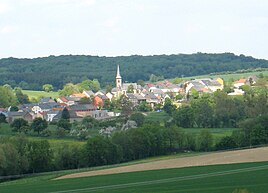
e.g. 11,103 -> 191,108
1,161 -> 268,193
22,90 -> 59,100
181,70 -> 268,81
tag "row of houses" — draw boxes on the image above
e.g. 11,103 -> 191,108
1,95 -> 110,123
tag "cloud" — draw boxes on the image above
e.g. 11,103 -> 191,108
0,26 -> 17,34
104,17 -> 119,28
0,2 -> 9,14
81,0 -> 95,6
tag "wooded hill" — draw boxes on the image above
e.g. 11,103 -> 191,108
0,53 -> 268,90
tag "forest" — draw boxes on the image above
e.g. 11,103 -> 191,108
0,53 -> 268,90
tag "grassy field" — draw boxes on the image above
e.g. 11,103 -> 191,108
22,90 -> 59,100
1,161 -> 268,193
145,111 -> 171,124
179,70 -> 268,82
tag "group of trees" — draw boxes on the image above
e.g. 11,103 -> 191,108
170,88 -> 267,128
0,86 -> 29,108
11,117 -> 48,135
1,53 -> 267,90
0,123 -> 213,177
2,111 -> 267,178
58,79 -> 100,96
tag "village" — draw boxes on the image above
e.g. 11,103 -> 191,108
0,64 -> 259,124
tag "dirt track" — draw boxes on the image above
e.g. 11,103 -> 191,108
56,147 -> 268,180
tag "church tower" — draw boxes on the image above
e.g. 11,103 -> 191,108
116,64 -> 122,91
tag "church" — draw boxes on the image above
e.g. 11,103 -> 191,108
111,64 -> 141,97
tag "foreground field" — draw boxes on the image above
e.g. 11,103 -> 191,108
58,146 -> 268,179
1,162 -> 268,193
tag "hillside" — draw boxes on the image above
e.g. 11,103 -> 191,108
0,53 -> 268,90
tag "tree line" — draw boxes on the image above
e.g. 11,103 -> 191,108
1,53 -> 268,90
1,112 -> 268,178
164,87 -> 268,128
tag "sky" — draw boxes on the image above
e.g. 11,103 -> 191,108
0,0 -> 268,59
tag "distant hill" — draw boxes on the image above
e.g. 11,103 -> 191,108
0,53 -> 268,90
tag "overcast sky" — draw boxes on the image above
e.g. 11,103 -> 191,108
0,0 -> 268,59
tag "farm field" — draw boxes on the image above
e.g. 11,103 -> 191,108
22,90 -> 59,100
1,161 -> 268,193
180,69 -> 268,81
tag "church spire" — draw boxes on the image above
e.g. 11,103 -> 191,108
116,64 -> 121,78
116,64 -> 122,91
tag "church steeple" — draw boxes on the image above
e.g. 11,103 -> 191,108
116,64 -> 121,78
116,64 -> 122,91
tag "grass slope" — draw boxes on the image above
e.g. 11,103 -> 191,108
181,70 -> 268,81
22,90 -> 59,100
1,162 -> 267,193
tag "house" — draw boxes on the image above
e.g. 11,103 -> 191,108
70,93 -> 87,98
69,104 -> 96,117
45,110 -> 60,122
228,89 -> 245,96
83,90 -> 95,98
6,111 -> 33,123
40,97 -> 55,103
32,103 -> 58,114
52,110 -> 83,123
234,78 -> 247,88
126,93 -> 139,106
93,95 -> 104,108
106,92 -> 114,101
90,110 -> 109,119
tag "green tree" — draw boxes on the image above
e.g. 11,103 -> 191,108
0,113 -> 7,123
26,140 -> 53,173
127,84 -> 134,93
197,129 -> 213,151
61,107 -> 70,120
129,113 -> 145,127
42,84 -> 54,92
31,118 -> 48,135
58,83 -> 79,96
82,136 -> 121,167
11,118 -> 29,133
163,98 -> 176,115
173,105 -> 194,128
0,86 -> 18,107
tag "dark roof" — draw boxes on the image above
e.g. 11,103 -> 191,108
69,104 -> 96,111
40,97 -> 53,103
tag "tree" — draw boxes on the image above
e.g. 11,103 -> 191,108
78,79 -> 100,92
58,83 -> 79,96
15,89 -> 29,104
197,129 -> 213,151
11,118 -> 29,133
163,98 -> 176,115
61,107 -> 70,120
120,95 -> 134,118
173,105 -> 194,128
127,84 -> 134,93
42,84 -> 54,92
82,136 -> 121,167
26,140 -> 53,173
31,118 -> 48,135
0,86 -> 18,107
130,113 -> 145,127
0,113 -> 7,123
216,136 -> 237,150
57,119 -> 71,130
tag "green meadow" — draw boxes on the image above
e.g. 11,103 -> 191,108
21,90 -> 59,100
180,70 -> 268,81
1,162 -> 267,193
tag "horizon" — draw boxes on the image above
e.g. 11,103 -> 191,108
0,52 -> 266,60
1,0 -> 268,59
